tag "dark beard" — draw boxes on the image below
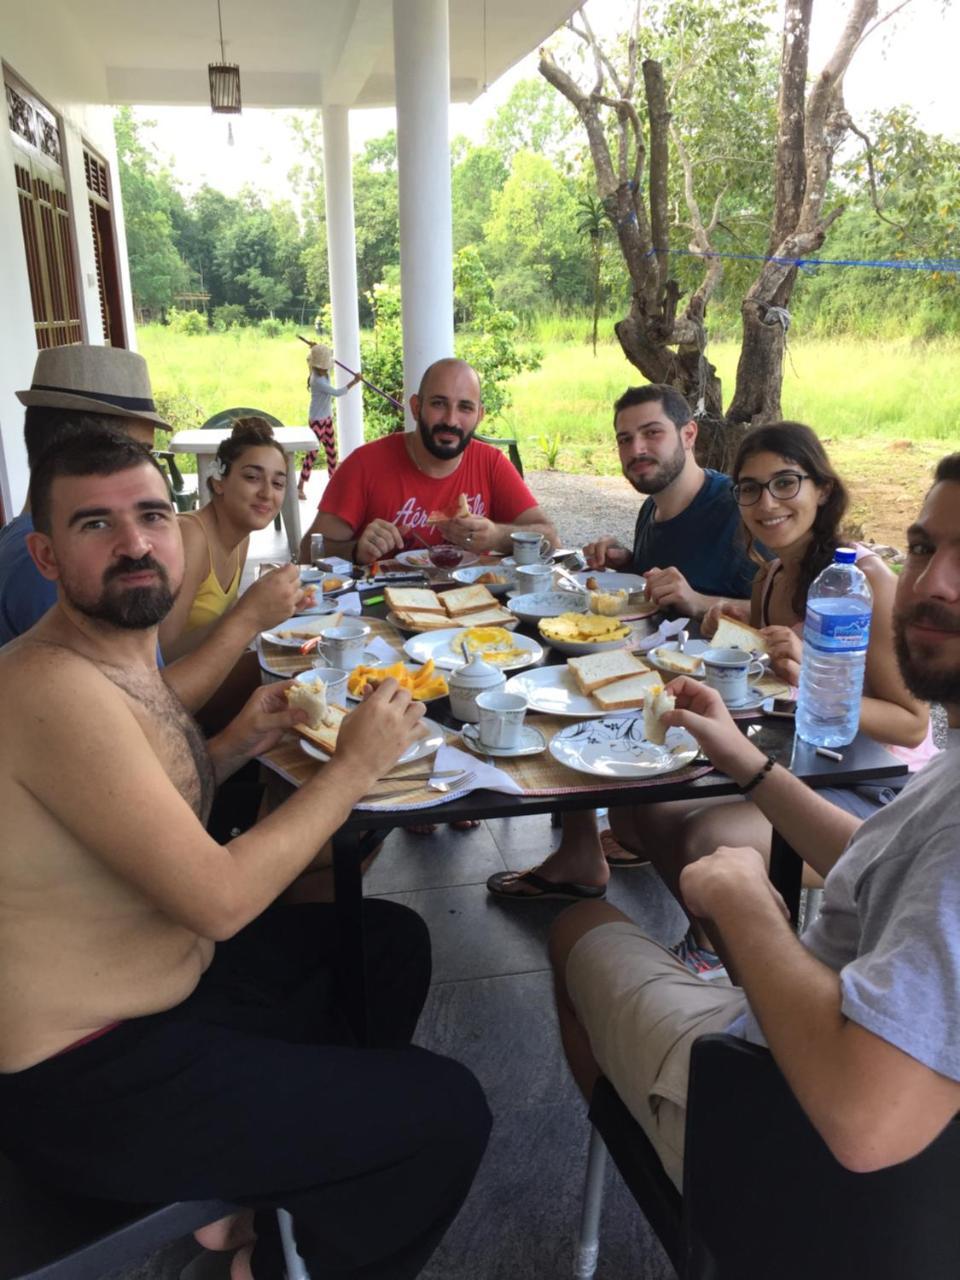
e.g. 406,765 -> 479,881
893,604 -> 960,703
70,555 -> 176,630
418,417 -> 474,461
623,438 -> 686,495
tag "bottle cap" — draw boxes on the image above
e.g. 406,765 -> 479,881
834,547 -> 857,564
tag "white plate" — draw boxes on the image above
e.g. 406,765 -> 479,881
451,565 -> 514,596
571,570 -> 647,594
647,640 -> 710,677
262,616 -> 343,647
345,662 -> 448,703
509,591 -> 590,622
503,667 -> 608,718
295,595 -> 350,615
396,549 -> 480,569
460,723 -> 547,758
403,627 -> 543,672
549,718 -> 700,778
299,716 -> 445,766
721,687 -> 771,712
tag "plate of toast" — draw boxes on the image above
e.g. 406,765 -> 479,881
451,565 -> 514,597
383,585 -> 518,634
292,678 -> 446,765
504,650 -> 665,716
548,715 -> 699,779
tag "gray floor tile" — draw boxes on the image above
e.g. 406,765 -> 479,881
418,1101 -> 675,1280
415,971 -> 580,1114
605,864 -> 689,948
364,822 -> 507,895
376,882 -> 565,983
487,812 -> 561,871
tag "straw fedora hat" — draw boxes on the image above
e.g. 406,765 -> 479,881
16,345 -> 170,427
307,343 -> 334,371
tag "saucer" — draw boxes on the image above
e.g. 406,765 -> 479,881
719,687 -> 769,712
460,723 -> 547,758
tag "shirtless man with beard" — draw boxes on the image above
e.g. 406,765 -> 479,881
0,430 -> 490,1280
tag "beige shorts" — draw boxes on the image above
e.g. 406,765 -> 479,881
566,921 -> 748,1189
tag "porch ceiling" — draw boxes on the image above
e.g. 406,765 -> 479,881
72,0 -> 583,109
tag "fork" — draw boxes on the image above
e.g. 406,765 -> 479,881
365,771 -> 476,802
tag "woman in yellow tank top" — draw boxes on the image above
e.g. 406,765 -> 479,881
159,418 -> 289,660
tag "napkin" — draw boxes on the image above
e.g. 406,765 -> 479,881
367,635 -> 403,664
337,591 -> 363,615
432,744 -> 524,795
633,616 -> 690,654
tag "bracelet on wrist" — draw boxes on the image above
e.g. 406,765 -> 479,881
738,754 -> 777,795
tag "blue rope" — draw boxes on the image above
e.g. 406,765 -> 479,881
638,245 -> 960,274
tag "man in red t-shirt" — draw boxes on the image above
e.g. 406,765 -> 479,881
298,358 -> 557,564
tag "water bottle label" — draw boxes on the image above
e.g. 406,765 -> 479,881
805,610 -> 871,651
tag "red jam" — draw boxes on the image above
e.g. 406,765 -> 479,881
429,544 -> 465,568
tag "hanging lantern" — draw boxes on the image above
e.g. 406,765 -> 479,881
208,62 -> 241,114
208,0 -> 241,116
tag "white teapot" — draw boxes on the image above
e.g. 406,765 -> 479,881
447,655 -> 506,723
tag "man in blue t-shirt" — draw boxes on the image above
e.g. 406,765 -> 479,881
582,384 -> 757,615
488,383 -> 760,903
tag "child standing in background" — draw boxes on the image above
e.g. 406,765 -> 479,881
298,343 -> 360,499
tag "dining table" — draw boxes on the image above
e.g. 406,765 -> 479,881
256,561 -> 907,1041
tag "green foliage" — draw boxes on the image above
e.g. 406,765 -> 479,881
353,132 -> 400,317
451,142 -> 508,251
166,308 -> 206,336
212,303 -> 247,331
484,78 -> 579,171
259,317 -> 286,338
358,282 -> 406,438
538,433 -> 563,468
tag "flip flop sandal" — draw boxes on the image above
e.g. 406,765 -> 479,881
600,828 -> 649,868
486,869 -> 606,902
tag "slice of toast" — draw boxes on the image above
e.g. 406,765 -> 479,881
383,586 -> 445,615
566,650 -> 650,695
391,609 -> 457,631
592,670 -> 663,711
711,614 -> 766,654
294,703 -> 348,755
447,605 -> 517,628
649,647 -> 705,676
643,685 -> 676,745
442,584 -> 498,616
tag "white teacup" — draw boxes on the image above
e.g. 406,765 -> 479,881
514,563 -> 555,595
511,530 -> 552,565
701,647 -> 764,706
301,666 -> 349,706
316,621 -> 371,668
475,690 -> 528,750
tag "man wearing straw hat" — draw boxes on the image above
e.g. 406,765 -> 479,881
298,342 -> 360,498
0,345 -> 302,712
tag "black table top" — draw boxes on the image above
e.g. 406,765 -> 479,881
337,591 -> 907,833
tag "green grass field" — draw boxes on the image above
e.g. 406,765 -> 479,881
137,324 -> 958,546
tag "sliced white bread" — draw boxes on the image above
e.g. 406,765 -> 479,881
711,614 -> 766,654
566,649 -> 650,695
383,586 -> 445,615
592,669 -> 663,712
293,703 -> 348,755
441,584 -> 498,616
643,685 -> 676,745
448,605 -> 517,628
650,647 -> 704,676
391,608 -> 458,631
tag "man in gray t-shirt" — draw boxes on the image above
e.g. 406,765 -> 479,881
552,452 -> 960,1186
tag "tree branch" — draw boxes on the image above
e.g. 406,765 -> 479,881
846,116 -> 904,229
643,59 -> 671,294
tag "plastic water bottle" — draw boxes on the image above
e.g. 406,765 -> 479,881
796,549 -> 873,748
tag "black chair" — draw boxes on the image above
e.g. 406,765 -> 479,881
0,1149 -> 236,1280
578,1033 -> 960,1280
201,407 -> 286,532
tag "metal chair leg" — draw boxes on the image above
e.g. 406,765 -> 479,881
277,1207 -> 310,1280
574,1125 -> 608,1279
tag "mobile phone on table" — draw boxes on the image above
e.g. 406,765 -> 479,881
768,698 -> 796,718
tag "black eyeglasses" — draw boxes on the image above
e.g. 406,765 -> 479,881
733,472 -> 812,506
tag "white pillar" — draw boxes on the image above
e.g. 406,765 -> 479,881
393,0 -> 455,430
321,104 -> 364,457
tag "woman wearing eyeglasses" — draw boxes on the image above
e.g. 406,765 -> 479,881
607,421 -> 935,975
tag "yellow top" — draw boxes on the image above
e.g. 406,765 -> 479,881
183,514 -> 242,633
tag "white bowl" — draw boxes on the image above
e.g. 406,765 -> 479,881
451,565 -> 514,597
509,590 -> 590,622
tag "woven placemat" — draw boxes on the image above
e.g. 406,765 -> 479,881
259,710 -> 714,812
258,616 -> 406,678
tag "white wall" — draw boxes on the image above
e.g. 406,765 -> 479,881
0,0 -> 131,515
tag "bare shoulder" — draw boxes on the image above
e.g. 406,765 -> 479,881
1,641 -> 131,734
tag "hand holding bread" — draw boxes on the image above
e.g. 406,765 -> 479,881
582,536 -> 631,571
239,563 -> 306,631
701,599 -> 751,639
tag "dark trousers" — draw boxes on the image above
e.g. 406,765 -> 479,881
0,902 -> 491,1279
